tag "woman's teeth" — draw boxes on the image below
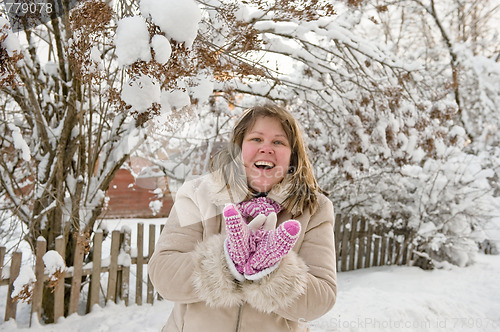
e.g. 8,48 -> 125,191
255,161 -> 275,169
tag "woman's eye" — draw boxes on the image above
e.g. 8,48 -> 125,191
274,140 -> 285,145
251,137 -> 261,142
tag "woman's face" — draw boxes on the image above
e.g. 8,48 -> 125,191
241,116 -> 292,192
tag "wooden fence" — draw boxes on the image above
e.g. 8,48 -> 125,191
0,223 -> 162,325
334,214 -> 416,272
1,215 -> 417,325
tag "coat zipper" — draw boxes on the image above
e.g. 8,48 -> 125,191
235,305 -> 243,332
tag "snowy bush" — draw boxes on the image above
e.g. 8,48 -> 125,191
136,1 -> 500,269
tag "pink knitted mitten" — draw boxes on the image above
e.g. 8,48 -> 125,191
237,197 -> 282,220
244,220 -> 301,279
223,204 -> 251,275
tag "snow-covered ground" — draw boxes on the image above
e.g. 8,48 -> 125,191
1,251 -> 499,332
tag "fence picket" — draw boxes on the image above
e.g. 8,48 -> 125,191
0,247 -> 5,283
401,236 -> 411,265
68,234 -> 86,315
147,224 -> 156,304
388,237 -> 395,265
348,216 -> 358,271
334,214 -> 342,266
340,217 -> 350,272
380,234 -> 387,266
365,223 -> 374,268
31,238 -> 46,323
396,237 -> 403,264
107,230 -> 121,303
54,237 -> 65,322
372,234 -> 381,266
121,228 -> 131,305
406,242 -> 414,266
5,251 -> 22,321
136,223 -> 144,305
89,231 -> 103,309
357,218 -> 366,270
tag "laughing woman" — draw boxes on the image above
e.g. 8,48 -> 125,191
148,104 -> 337,332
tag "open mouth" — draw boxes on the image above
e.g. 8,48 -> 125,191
254,161 -> 275,170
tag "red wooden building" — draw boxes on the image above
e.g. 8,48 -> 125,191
102,158 -> 174,218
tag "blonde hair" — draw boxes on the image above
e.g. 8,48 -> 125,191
211,103 -> 324,216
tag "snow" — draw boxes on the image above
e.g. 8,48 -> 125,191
7,124 -> 30,161
121,75 -> 161,112
166,88 -> 190,109
140,0 -> 201,48
114,16 -> 152,66
189,73 -> 214,105
234,3 -> 265,23
150,35 -> 172,64
10,266 -> 35,300
42,251 -> 65,276
2,250 -> 499,331
148,200 -> 163,216
418,222 -> 437,236
117,250 -> 131,267
89,46 -> 103,71
0,18 -> 21,56
43,62 -> 58,77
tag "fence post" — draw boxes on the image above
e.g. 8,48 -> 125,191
89,230 -> 103,310
121,228 -> 131,305
356,218 -> 366,270
348,216 -> 358,271
387,236 -> 395,265
106,230 -> 121,303
54,236 -> 65,322
69,234 -> 87,315
334,214 -> 342,269
406,242 -> 414,266
136,223 -> 144,305
31,238 -> 46,324
0,247 -> 5,280
394,236 -> 403,265
154,224 -> 165,302
372,233 -> 381,266
380,232 -> 387,266
401,235 -> 413,266
5,251 -> 22,321
340,216 -> 350,272
147,224 -> 156,304
365,223 -> 374,268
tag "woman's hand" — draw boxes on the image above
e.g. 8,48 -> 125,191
223,204 -> 266,274
244,219 -> 301,279
224,200 -> 301,281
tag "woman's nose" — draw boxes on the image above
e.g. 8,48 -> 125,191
259,144 -> 273,154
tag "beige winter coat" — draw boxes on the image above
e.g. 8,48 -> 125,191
148,174 -> 337,332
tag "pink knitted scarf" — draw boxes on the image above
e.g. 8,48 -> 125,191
236,196 -> 282,220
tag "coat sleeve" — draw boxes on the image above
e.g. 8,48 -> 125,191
242,195 -> 337,321
148,180 -> 245,306
147,183 -> 205,303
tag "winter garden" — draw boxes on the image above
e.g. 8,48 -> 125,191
0,0 -> 500,330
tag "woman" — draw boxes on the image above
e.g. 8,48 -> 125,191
148,104 -> 337,331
